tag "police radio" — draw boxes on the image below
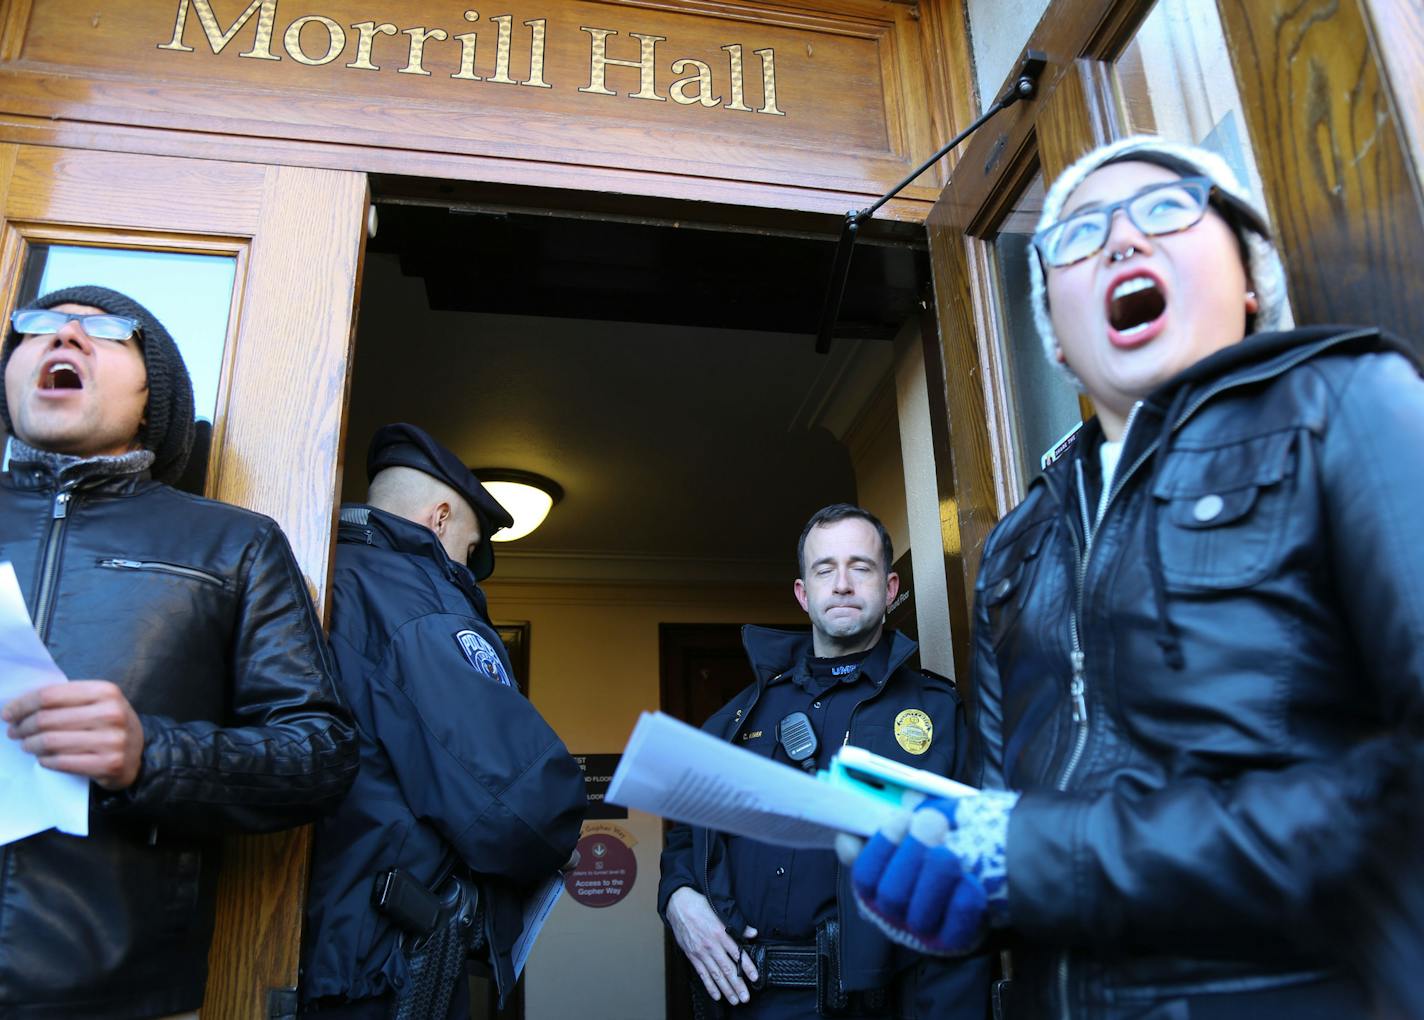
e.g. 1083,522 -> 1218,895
777,712 -> 819,772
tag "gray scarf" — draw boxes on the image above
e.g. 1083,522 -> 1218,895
7,436 -> 155,484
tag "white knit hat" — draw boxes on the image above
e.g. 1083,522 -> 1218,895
1029,135 -> 1290,387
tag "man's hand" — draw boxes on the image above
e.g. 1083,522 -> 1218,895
3,681 -> 145,790
666,886 -> 759,1005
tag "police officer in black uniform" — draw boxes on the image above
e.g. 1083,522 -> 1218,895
300,424 -> 586,1019
658,504 -> 989,1019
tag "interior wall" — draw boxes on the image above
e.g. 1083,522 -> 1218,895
843,377 -> 911,560
481,578 -> 807,1020
892,324 -> 956,678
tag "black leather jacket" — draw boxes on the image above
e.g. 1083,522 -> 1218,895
969,327 -> 1424,1019
0,460 -> 357,1020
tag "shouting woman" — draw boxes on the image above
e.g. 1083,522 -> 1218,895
841,136 -> 1424,1019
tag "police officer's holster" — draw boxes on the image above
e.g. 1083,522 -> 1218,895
387,872 -> 486,1020
691,920 -> 889,1018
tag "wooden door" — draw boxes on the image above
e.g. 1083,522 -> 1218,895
0,144 -> 368,1019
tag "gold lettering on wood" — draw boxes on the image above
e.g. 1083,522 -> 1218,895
669,58 -> 718,107
451,10 -> 482,81
284,14 -> 346,65
347,20 -> 396,70
154,5 -> 787,117
488,14 -> 517,85
523,19 -> 552,89
158,0 -> 279,60
579,28 -> 667,101
721,43 -> 752,112
753,47 -> 783,116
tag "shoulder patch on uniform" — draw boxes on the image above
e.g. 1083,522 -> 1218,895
454,629 -> 513,687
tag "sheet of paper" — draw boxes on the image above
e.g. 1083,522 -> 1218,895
607,711 -> 900,849
512,871 -> 564,978
0,561 -> 89,845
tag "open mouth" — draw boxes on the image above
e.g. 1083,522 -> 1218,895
40,363 -> 83,391
1108,275 -> 1167,339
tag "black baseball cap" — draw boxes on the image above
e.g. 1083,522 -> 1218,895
366,423 -> 513,580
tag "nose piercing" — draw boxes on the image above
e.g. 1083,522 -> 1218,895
1109,245 -> 1138,263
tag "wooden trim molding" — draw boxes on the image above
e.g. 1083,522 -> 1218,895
0,0 -> 961,221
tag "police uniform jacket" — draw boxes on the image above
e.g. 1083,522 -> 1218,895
659,625 -> 987,1014
0,458 -> 357,1020
302,506 -> 586,1005
970,326 -> 1424,1018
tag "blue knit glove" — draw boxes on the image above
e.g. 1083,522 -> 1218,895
841,791 -> 1018,956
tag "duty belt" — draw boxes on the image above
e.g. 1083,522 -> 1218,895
750,942 -> 818,988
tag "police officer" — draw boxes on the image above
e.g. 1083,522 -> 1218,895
300,423 -> 586,1019
658,504 -> 989,1019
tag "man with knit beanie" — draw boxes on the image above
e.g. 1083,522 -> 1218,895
0,285 -> 358,1019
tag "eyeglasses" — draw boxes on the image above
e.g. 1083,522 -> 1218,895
1033,176 -> 1259,269
10,308 -> 140,342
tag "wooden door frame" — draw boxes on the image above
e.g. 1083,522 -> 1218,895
923,0 -> 1424,689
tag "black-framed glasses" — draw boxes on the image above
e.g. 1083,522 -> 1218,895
1032,176 -> 1262,269
10,308 -> 140,342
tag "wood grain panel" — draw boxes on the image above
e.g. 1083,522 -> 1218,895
1360,0 -> 1424,199
202,165 -> 367,1020
6,145 -> 264,234
0,110 -> 935,222
1218,0 -> 1424,342
0,0 -> 952,211
914,0 -> 979,681
925,217 -> 993,686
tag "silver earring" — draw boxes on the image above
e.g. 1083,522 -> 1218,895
1246,290 -> 1256,300
1109,244 -> 1138,263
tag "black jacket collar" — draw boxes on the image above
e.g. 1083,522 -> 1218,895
338,504 -> 491,622
740,625 -> 917,690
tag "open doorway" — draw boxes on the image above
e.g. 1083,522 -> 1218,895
340,180 -> 933,1020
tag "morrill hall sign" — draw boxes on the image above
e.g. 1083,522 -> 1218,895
157,0 -> 786,116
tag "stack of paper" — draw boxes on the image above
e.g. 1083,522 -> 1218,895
607,711 -> 898,849
0,561 -> 89,845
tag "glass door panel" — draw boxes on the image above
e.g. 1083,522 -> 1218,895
989,170 -> 1084,497
18,244 -> 237,424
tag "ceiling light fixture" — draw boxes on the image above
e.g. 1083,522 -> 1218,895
473,468 -> 564,542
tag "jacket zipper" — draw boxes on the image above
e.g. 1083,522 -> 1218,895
31,489 -> 75,643
834,664 -> 901,982
703,681 -> 766,933
97,558 -> 227,588
1057,402 -> 1156,1020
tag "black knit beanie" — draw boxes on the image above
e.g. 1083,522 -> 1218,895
2,285 -> 195,484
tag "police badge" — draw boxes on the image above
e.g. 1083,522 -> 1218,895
454,629 -> 513,686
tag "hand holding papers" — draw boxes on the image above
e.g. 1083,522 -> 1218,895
0,561 -> 89,845
606,712 -> 974,849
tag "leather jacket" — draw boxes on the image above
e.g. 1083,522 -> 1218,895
0,459 -> 357,1020
969,326 -> 1424,1018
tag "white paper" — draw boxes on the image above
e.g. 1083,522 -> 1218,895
607,712 -> 902,849
0,561 -> 89,844
512,871 -> 564,978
